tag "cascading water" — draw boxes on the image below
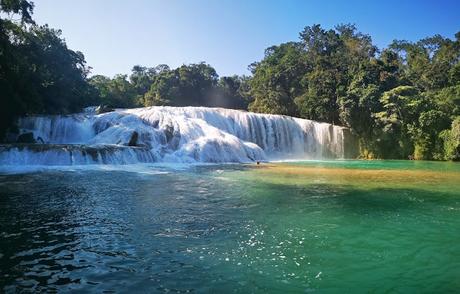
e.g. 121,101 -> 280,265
0,106 -> 357,166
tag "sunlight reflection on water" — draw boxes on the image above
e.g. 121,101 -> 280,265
0,161 -> 459,292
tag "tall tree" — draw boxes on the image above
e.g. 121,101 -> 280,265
249,42 -> 306,116
143,62 -> 219,107
1,0 -> 95,138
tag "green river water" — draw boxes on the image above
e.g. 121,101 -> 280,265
0,160 -> 459,293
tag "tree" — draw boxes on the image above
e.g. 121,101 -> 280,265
412,109 -> 450,159
1,5 -> 460,162
213,75 -> 252,109
143,62 -> 219,107
129,65 -> 157,103
89,74 -> 138,108
440,117 -> 460,160
0,0 -> 34,23
1,1 -> 95,139
249,42 -> 306,116
247,24 -> 460,160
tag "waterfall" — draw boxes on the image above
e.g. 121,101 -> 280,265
0,107 -> 356,166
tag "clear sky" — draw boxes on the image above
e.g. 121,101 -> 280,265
33,0 -> 460,77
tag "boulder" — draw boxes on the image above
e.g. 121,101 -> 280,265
16,132 -> 36,144
128,131 -> 139,146
95,105 -> 114,114
164,125 -> 174,143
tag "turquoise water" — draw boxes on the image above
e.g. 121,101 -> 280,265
0,161 -> 459,292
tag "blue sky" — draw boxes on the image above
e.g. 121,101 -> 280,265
33,0 -> 460,77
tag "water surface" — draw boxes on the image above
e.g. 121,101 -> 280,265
1,160 -> 459,292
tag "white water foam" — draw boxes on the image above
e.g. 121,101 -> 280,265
1,106 -> 351,167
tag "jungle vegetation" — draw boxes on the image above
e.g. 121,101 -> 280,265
1,0 -> 459,160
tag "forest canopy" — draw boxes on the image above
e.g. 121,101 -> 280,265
1,0 -> 459,160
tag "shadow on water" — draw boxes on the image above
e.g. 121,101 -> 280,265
240,178 -> 458,214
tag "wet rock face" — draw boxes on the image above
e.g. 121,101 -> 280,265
164,125 -> 174,143
16,132 -> 36,144
162,125 -> 180,150
342,128 -> 359,159
95,105 -> 114,114
128,131 -> 139,146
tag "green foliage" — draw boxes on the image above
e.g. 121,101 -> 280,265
0,0 -> 34,23
249,42 -> 305,116
440,117 -> 460,160
140,63 -> 250,109
434,85 -> 460,116
248,23 -> 460,160
1,1 -> 96,138
88,63 -> 251,110
215,75 -> 252,109
1,0 -> 459,161
143,62 -> 218,107
89,74 -> 138,108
